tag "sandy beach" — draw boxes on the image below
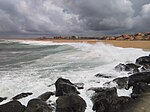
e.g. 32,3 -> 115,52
35,39 -> 150,50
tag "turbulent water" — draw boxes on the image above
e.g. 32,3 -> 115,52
0,39 -> 149,111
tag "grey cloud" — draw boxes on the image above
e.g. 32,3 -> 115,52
0,0 -> 82,36
0,0 -> 150,37
132,3 -> 150,32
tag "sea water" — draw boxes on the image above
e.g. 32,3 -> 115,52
0,39 -> 149,111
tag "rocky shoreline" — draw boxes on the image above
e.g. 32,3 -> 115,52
0,55 -> 150,112
37,32 -> 150,41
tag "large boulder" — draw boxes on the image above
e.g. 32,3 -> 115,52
55,78 -> 80,96
91,87 -> 131,112
128,72 -> 150,88
24,99 -> 53,112
0,101 -> 25,112
56,95 -> 86,112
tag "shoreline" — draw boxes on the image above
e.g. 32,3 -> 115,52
34,39 -> 150,50
1,38 -> 150,50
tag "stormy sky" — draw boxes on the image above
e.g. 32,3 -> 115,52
0,0 -> 150,37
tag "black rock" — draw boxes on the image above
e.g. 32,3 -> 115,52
131,82 -> 150,98
126,63 -> 140,69
130,68 -> 140,74
136,56 -> 150,65
38,92 -> 54,101
126,63 -> 140,74
0,101 -> 26,112
142,63 -> 150,71
113,77 -> 128,89
136,56 -> 150,71
0,97 -> 7,103
114,63 -> 140,73
114,63 -> 130,72
90,87 -> 118,96
91,87 -> 131,112
24,99 -> 53,112
55,78 -> 80,96
12,92 -> 32,100
56,95 -> 86,112
128,72 -> 150,88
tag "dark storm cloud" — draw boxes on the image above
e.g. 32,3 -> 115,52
55,0 -> 134,30
0,0 -> 150,36
0,0 -> 82,36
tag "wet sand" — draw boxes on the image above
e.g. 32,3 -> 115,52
37,39 -> 150,50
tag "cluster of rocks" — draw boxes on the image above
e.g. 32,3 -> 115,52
104,32 -> 150,40
113,55 -> 150,99
92,55 -> 150,112
36,32 -> 150,41
55,78 -> 86,112
114,55 -> 150,73
0,55 -> 150,112
0,78 -> 86,112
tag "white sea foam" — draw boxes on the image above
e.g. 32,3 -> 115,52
0,40 -> 149,112
11,40 -> 72,46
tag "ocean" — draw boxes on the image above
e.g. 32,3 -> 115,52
0,39 -> 149,111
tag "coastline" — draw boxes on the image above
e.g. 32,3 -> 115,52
2,38 -> 150,50
34,39 -> 150,50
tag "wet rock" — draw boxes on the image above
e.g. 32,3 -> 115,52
126,63 -> 140,74
114,63 -> 130,72
113,77 -> 128,89
12,92 -> 32,100
90,87 -> 118,96
55,78 -> 80,96
129,68 -> 140,74
91,87 -> 131,112
95,73 -> 112,78
131,82 -> 150,98
142,63 -> 150,71
128,72 -> 150,88
56,95 -> 86,112
0,97 -> 7,103
38,92 -> 54,102
0,101 -> 25,112
115,63 -> 140,72
136,56 -> 150,71
24,99 -> 53,112
126,63 -> 140,69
